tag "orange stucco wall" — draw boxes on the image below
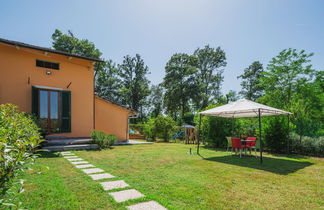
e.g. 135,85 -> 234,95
95,97 -> 129,142
0,43 -> 94,137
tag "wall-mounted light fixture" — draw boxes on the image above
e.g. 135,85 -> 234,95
45,70 -> 52,75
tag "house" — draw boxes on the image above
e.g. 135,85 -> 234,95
0,38 -> 137,143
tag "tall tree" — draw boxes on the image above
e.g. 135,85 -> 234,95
225,90 -> 239,103
194,45 -> 227,109
259,49 -> 315,108
237,61 -> 264,101
95,60 -> 122,103
51,29 -> 104,75
148,84 -> 164,118
118,54 -> 150,117
163,53 -> 198,121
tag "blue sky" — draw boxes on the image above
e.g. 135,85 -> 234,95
1,0 -> 323,93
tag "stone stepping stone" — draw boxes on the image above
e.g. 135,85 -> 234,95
75,164 -> 95,169
63,156 -> 78,159
82,168 -> 104,174
67,158 -> 83,162
71,161 -> 89,165
61,152 -> 74,155
127,201 -> 167,210
100,180 -> 129,191
109,189 -> 144,203
89,173 -> 115,180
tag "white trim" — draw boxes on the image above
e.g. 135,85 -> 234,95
33,85 -> 63,90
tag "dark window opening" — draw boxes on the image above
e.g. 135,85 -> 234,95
36,59 -> 60,70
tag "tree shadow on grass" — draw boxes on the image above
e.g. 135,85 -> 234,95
204,155 -> 313,175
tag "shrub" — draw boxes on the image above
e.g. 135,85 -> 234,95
290,133 -> 324,156
263,116 -> 289,153
91,130 -> 116,149
194,104 -> 234,147
0,104 -> 42,207
154,115 -> 177,141
143,115 -> 177,142
143,118 -> 156,140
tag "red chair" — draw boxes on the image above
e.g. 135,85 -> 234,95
245,137 -> 257,157
231,138 -> 243,158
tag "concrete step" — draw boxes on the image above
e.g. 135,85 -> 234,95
42,144 -> 99,152
45,138 -> 92,145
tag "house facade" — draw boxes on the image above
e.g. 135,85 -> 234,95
0,38 -> 135,142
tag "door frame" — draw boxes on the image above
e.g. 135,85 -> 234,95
38,88 -> 61,134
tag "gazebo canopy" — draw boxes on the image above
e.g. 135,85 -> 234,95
200,99 -> 291,118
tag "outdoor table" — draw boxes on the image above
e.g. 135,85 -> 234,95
241,139 -> 256,156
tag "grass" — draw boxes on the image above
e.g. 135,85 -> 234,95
18,143 -> 323,209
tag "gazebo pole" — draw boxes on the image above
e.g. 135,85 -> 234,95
287,114 -> 290,155
197,114 -> 202,155
258,109 -> 263,164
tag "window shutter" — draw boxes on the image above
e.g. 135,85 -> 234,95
32,86 -> 39,117
60,90 -> 71,132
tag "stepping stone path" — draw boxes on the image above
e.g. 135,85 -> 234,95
101,180 -> 129,191
127,201 -> 167,210
82,168 -> 104,174
89,173 -> 115,180
71,161 -> 89,165
109,189 -> 144,203
75,164 -> 95,169
63,156 -> 78,159
67,158 -> 83,161
60,152 -> 167,209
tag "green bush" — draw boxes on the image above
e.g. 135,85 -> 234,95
263,116 -> 289,153
290,133 -> 324,156
91,130 -> 116,149
194,104 -> 235,147
143,115 -> 177,142
143,118 -> 156,140
0,104 -> 42,207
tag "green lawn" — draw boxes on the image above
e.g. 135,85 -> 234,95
18,143 -> 323,209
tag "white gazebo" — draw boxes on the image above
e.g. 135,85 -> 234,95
197,99 -> 292,163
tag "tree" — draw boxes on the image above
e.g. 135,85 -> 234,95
259,49 -> 315,108
237,61 -> 264,101
225,90 -> 239,103
51,29 -> 104,75
163,53 -> 198,121
95,60 -> 122,103
194,45 -> 227,109
148,84 -> 164,118
118,54 -> 150,120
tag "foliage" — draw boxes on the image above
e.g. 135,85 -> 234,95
0,104 -> 42,207
225,90 -> 239,103
118,54 -> 151,121
290,133 -> 324,156
143,118 -> 156,140
263,116 -> 289,153
148,84 -> 164,118
143,115 -> 177,142
163,53 -> 198,120
95,60 -> 122,103
52,29 -> 104,74
91,130 -> 116,149
154,115 -> 177,141
195,104 -> 234,147
237,61 -> 264,101
259,48 -> 322,138
194,45 -> 227,109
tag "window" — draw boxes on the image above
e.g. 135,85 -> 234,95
36,59 -> 60,70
